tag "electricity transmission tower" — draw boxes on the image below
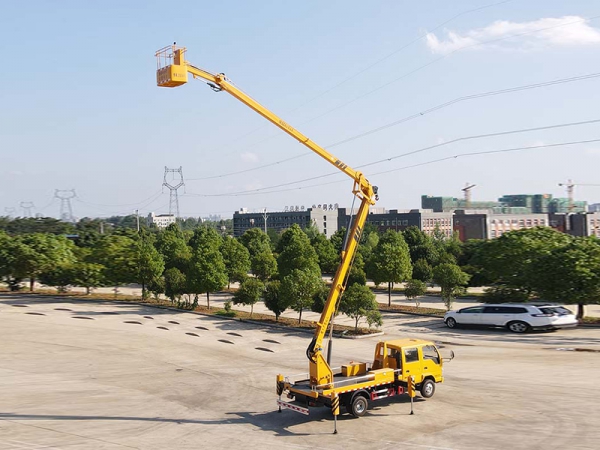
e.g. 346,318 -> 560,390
4,207 -> 16,217
163,166 -> 185,217
55,189 -> 77,222
20,202 -> 35,218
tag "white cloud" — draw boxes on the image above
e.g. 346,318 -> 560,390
240,152 -> 259,163
426,16 -> 600,54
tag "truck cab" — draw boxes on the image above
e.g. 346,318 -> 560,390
372,339 -> 443,397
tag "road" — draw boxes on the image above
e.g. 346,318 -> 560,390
1,294 -> 599,449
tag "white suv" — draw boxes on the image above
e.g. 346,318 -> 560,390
444,303 -> 578,333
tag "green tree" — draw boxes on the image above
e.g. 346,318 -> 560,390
251,250 -> 278,282
0,231 -> 18,289
39,264 -> 75,293
187,227 -> 228,308
164,267 -> 186,305
277,224 -> 320,279
433,263 -> 470,311
310,233 -> 338,274
412,258 -> 433,283
310,280 -> 331,314
263,280 -> 289,321
329,227 -> 346,255
280,269 -> 321,323
233,278 -> 264,317
530,237 -> 600,318
12,233 -> 76,291
472,227 -> 572,299
403,226 -> 438,265
347,251 -> 367,286
93,234 -> 138,297
366,230 -> 412,306
220,236 -> 251,288
404,279 -> 427,308
240,228 -> 271,258
71,262 -> 104,295
339,283 -> 381,332
155,223 -> 191,272
136,235 -> 165,300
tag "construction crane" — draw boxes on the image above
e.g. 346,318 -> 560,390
155,45 -> 449,420
558,180 -> 600,211
462,183 -> 476,209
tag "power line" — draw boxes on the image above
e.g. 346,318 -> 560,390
184,138 -> 600,197
185,118 -> 600,195
199,0 -> 516,157
76,190 -> 163,208
187,71 -> 600,181
302,14 -> 600,125
290,0 -> 517,110
207,13 -> 600,160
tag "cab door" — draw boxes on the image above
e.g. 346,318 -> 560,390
421,345 -> 442,382
401,347 -> 423,383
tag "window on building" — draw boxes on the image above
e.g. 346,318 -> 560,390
491,231 -> 497,238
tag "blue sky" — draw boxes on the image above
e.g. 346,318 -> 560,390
1,0 -> 600,220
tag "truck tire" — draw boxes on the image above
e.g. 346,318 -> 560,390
420,379 -> 435,398
349,394 -> 369,417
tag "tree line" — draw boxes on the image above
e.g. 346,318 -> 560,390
1,215 -> 599,322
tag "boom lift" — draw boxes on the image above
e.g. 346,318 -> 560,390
155,45 -> 449,418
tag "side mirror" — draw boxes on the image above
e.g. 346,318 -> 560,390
442,350 -> 455,362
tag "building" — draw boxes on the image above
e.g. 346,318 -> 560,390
232,205 -> 340,238
453,210 -> 549,241
340,208 -> 454,237
147,212 -> 176,228
570,212 -> 600,238
421,195 -> 498,212
589,203 -> 600,213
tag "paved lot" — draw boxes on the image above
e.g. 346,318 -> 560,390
1,294 -> 600,449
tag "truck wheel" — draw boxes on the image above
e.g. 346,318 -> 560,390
350,395 -> 369,417
507,321 -> 530,333
420,379 -> 435,398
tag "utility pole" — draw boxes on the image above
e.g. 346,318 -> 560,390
135,209 -> 140,232
20,202 -> 35,218
4,207 -> 16,217
100,221 -> 104,235
55,189 -> 77,222
163,166 -> 185,218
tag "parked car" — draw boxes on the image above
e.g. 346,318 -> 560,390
444,303 -> 578,333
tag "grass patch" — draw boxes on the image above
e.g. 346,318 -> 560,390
580,316 -> 600,325
378,302 -> 446,317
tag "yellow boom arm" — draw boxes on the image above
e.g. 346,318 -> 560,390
156,45 -> 378,387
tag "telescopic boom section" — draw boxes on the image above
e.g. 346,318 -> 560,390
156,45 -> 378,387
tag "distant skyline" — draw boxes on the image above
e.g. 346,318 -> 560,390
2,0 -> 600,220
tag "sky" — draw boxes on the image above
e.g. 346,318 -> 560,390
1,0 -> 600,220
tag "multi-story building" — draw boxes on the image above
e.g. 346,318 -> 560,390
232,205 -> 340,238
453,210 -> 549,241
421,195 -> 498,212
339,208 -> 454,237
589,203 -> 600,213
570,212 -> 600,238
147,212 -> 176,228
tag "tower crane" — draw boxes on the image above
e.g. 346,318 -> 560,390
462,183 -> 476,208
558,180 -> 600,211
